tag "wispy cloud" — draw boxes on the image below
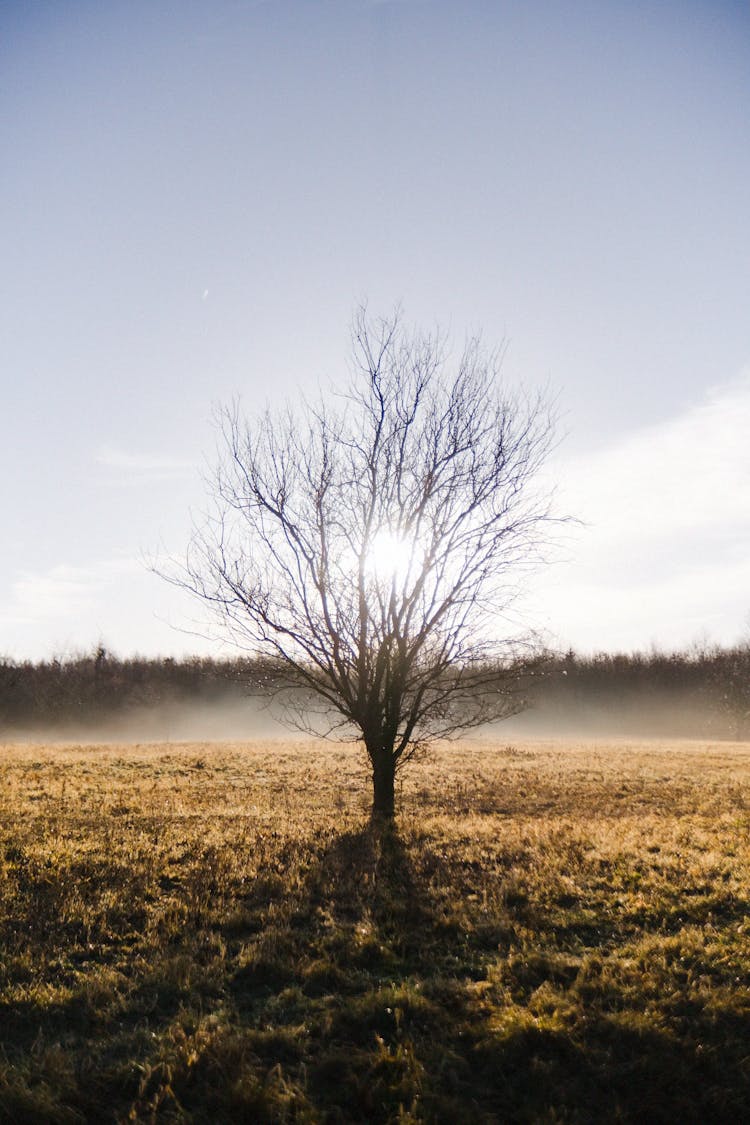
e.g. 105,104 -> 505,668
565,368 -> 750,548
95,446 -> 196,483
0,559 -> 141,629
533,368 -> 750,651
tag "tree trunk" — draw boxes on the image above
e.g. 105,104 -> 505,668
371,754 -> 396,820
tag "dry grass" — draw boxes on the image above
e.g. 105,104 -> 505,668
1,736 -> 749,1122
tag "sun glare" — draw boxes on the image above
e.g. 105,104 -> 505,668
366,529 -> 415,586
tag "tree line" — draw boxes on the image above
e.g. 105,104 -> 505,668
1,642 -> 747,738
0,647 -> 279,733
531,644 -> 750,739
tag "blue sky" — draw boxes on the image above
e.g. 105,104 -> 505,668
2,0 -> 749,659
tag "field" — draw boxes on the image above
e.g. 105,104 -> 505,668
1,737 -> 749,1123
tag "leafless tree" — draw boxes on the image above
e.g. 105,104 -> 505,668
179,309 -> 557,818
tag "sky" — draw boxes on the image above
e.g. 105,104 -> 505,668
1,0 -> 749,661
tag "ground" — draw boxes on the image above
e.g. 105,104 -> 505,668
1,736 -> 749,1122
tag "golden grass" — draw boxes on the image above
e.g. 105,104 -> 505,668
1,736 -> 749,1122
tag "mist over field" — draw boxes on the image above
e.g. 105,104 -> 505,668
5,683 -> 743,745
8,697 -> 288,745
23,701 -> 736,745
500,693 -> 733,741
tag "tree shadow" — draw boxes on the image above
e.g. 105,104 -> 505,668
220,824 -> 750,1122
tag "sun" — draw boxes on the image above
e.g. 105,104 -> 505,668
365,528 -> 415,586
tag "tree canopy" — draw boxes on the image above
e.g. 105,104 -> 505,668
181,309 -> 557,816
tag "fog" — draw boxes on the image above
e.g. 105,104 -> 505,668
500,691 -> 738,741
4,689 -> 740,745
4,697 -> 290,745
